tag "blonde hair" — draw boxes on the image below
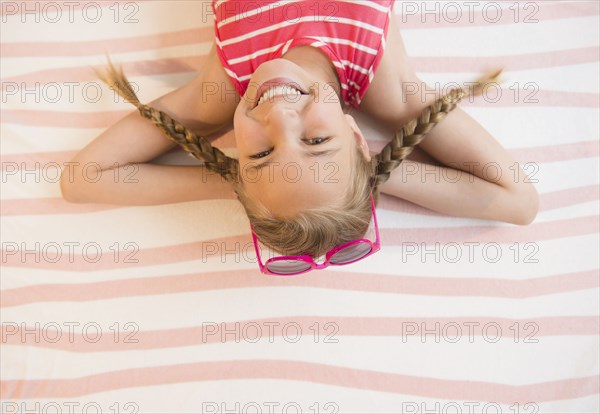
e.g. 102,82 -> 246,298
236,145 -> 374,257
97,60 -> 501,257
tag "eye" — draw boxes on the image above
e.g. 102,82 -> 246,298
250,149 -> 273,159
304,137 -> 331,145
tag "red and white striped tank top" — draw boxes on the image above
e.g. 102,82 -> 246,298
212,0 -> 394,108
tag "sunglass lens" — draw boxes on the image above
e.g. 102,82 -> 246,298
266,259 -> 312,275
329,243 -> 373,264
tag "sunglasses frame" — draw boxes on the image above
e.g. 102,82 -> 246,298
251,194 -> 381,276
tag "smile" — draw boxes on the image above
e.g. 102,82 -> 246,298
257,85 -> 303,105
253,77 -> 308,108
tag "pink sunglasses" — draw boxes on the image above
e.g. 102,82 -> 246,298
251,194 -> 381,276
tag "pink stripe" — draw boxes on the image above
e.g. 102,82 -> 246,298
0,196 -> 227,217
366,140 -> 600,164
2,269 -> 597,308
412,47 -> 599,72
0,216 -> 597,271
2,47 -> 597,88
0,27 -> 213,57
399,1 -> 599,29
1,316 -> 597,352
0,110 -> 132,129
1,56 -> 207,88
538,185 -> 600,212
381,215 -> 598,244
1,359 -> 597,402
379,184 -> 600,217
1,150 -> 77,167
0,198 -> 129,216
510,141 -> 600,163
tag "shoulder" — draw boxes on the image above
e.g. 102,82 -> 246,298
194,43 -> 241,123
359,15 -> 424,130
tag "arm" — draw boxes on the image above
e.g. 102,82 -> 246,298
363,16 -> 538,224
60,44 -> 239,205
379,105 -> 539,225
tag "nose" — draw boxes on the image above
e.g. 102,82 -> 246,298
264,100 -> 301,120
261,101 -> 303,138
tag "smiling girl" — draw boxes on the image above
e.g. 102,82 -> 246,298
61,0 -> 539,275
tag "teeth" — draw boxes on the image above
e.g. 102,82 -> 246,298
257,85 -> 302,105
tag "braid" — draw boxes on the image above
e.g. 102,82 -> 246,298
371,68 -> 503,191
95,58 -> 239,183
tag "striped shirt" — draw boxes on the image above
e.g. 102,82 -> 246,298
212,0 -> 394,108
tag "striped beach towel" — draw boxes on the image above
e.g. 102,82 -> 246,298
1,1 -> 598,412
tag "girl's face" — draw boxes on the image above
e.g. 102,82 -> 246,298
233,58 -> 370,217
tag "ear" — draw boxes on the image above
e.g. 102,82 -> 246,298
345,114 -> 371,161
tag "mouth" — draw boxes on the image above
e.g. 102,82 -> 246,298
253,77 -> 308,108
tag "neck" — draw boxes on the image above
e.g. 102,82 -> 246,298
282,46 -> 341,100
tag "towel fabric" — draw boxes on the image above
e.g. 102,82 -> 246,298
1,1 -> 598,412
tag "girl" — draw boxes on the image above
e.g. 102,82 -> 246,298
60,0 -> 539,275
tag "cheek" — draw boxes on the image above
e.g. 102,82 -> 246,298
312,102 -> 345,128
318,82 -> 341,104
233,104 -> 250,147
233,111 -> 264,157
314,90 -> 343,117
233,100 -> 245,130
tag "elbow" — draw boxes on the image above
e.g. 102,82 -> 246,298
512,206 -> 538,226
511,185 -> 540,226
60,167 -> 86,203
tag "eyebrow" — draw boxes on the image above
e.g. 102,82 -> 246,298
247,147 -> 342,172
